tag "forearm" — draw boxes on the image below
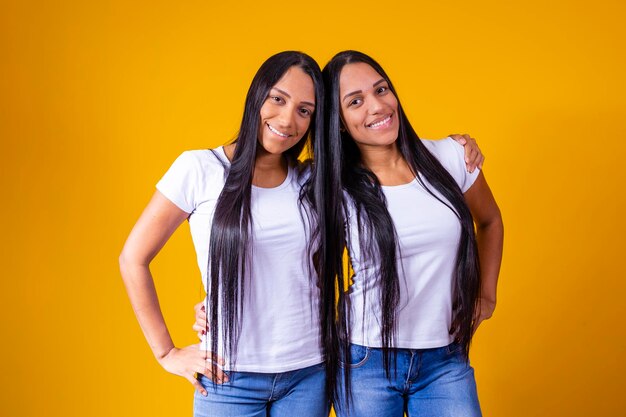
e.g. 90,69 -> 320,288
120,260 -> 175,361
476,217 -> 504,305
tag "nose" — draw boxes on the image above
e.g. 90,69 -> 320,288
367,95 -> 384,115
275,104 -> 296,129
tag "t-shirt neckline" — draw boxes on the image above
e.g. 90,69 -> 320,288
381,177 -> 419,190
213,146 -> 294,191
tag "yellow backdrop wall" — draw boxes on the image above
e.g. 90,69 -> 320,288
2,0 -> 625,415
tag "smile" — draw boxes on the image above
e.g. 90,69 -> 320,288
267,123 -> 292,138
366,115 -> 393,129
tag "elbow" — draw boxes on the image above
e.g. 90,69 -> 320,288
118,251 -> 127,269
492,212 -> 504,236
476,210 -> 504,237
491,217 -> 504,241
119,249 -> 141,281
119,250 -> 131,279
119,247 -> 152,281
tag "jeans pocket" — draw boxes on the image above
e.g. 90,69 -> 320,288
339,344 -> 370,369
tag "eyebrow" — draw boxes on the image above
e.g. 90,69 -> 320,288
273,87 -> 315,107
342,78 -> 386,102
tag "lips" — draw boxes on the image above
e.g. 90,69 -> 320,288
266,122 -> 292,138
366,114 -> 393,129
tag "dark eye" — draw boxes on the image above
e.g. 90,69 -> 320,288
299,108 -> 312,116
377,86 -> 388,94
348,98 -> 362,107
269,95 -> 284,104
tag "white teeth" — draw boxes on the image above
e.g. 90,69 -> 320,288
267,123 -> 291,138
368,116 -> 391,128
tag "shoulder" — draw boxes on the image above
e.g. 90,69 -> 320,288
420,137 -> 463,167
156,148 -> 228,213
169,148 -> 228,178
159,147 -> 228,191
181,147 -> 228,168
420,137 -> 479,192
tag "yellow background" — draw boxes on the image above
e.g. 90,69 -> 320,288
2,0 -> 625,415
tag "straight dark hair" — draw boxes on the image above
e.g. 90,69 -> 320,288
206,51 -> 335,405
322,50 -> 481,406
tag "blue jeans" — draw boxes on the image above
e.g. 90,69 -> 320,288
335,343 -> 481,417
193,362 -> 329,417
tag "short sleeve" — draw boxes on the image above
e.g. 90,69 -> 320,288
421,137 -> 480,193
156,151 -> 204,213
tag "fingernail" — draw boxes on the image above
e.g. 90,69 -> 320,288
202,390 -> 207,396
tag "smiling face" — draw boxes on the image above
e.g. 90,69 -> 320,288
339,62 -> 399,149
257,66 -> 316,156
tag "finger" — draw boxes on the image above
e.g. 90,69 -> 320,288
466,137 -> 477,155
192,323 -> 206,335
467,149 -> 479,173
463,144 -> 477,171
464,136 -> 480,171
203,351 -> 226,367
188,374 -> 208,396
466,136 -> 483,166
472,153 -> 484,171
196,348 -> 226,367
196,360 -> 229,384
202,367 -> 229,384
196,311 -> 207,325
466,145 -> 477,162
449,133 -> 467,145
204,369 -> 228,384
193,324 -> 206,340
196,309 -> 207,320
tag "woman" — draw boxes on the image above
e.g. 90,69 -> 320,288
119,51 -> 334,417
323,51 -> 504,417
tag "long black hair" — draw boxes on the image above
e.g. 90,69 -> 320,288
206,51 -> 335,404
322,50 -> 480,404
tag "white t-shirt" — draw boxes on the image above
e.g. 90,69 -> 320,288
346,137 -> 480,349
156,147 -> 322,372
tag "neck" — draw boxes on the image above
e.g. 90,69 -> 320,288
358,141 -> 415,186
255,146 -> 286,169
253,147 -> 288,188
359,142 -> 404,171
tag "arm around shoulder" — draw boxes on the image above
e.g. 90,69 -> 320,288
463,172 -> 504,330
